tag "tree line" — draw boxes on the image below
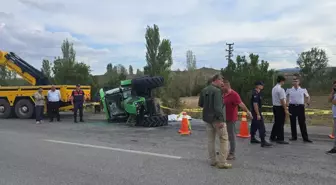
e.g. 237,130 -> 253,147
0,24 -> 334,109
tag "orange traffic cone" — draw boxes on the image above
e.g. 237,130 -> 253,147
178,112 -> 191,135
237,112 -> 250,138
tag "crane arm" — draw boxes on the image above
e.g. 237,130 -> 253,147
0,50 -> 50,86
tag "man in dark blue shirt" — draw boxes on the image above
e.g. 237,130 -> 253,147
250,81 -> 272,147
71,84 -> 85,123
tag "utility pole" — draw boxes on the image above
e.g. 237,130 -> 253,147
225,43 -> 234,62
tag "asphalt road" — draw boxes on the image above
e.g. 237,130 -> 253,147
0,115 -> 335,185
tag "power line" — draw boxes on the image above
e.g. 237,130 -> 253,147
226,43 -> 234,62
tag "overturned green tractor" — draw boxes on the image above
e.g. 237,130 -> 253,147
99,76 -> 168,127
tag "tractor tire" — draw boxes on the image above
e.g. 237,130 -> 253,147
132,76 -> 164,90
0,99 -> 11,119
15,99 -> 34,119
141,115 -> 168,127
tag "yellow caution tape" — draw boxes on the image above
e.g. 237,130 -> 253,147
262,105 -> 328,112
160,105 -> 333,115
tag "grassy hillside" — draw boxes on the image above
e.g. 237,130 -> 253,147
94,67 -> 221,87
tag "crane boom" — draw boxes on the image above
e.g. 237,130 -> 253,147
0,50 -> 50,85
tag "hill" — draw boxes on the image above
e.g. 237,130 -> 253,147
94,67 -> 221,87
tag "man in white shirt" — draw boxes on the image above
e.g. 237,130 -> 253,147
270,75 -> 290,144
286,77 -> 312,143
326,80 -> 336,154
47,85 -> 61,122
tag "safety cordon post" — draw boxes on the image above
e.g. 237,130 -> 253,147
178,112 -> 191,135
237,112 -> 250,138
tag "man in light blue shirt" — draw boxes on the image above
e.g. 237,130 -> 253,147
47,85 -> 61,122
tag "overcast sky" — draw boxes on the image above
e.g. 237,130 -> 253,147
1,0 -> 336,75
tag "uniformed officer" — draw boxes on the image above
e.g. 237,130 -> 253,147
286,77 -> 312,143
270,75 -> 290,144
250,81 -> 272,147
71,84 -> 85,123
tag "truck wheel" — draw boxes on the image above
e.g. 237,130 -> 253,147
141,115 -> 168,127
15,99 -> 34,119
0,99 -> 11,119
132,76 -> 164,90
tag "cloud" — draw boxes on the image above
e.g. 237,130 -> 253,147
0,0 -> 336,75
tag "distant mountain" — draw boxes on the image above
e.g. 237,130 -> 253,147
278,67 -> 300,73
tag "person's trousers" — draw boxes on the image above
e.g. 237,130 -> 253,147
206,122 -> 229,165
74,103 -> 84,121
35,105 -> 44,121
270,106 -> 286,141
333,119 -> 336,148
250,115 -> 266,141
226,121 -> 237,155
48,101 -> 60,121
289,104 -> 309,140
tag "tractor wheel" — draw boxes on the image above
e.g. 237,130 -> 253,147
132,76 -> 164,90
0,99 -> 11,119
141,115 -> 168,127
15,99 -> 34,119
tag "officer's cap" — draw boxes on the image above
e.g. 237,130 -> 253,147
76,84 -> 81,87
255,81 -> 264,86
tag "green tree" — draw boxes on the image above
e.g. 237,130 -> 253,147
186,50 -> 196,71
129,65 -> 134,75
185,50 -> 197,96
297,47 -> 328,86
0,66 -> 8,85
41,59 -> 52,80
135,69 -> 143,77
106,63 -> 113,73
104,63 -> 128,88
143,24 -> 173,81
221,53 -> 276,107
105,63 -> 119,88
143,24 -> 176,106
52,39 -> 92,85
117,64 -> 127,81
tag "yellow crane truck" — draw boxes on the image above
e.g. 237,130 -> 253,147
0,50 -> 91,119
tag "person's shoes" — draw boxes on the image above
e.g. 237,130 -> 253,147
261,141 -> 272,148
289,138 -> 297,141
303,139 -> 313,143
210,161 -> 217,166
227,154 -> 236,160
80,119 -> 84,122
217,163 -> 232,169
49,119 -> 53,122
36,121 -> 40,124
276,140 -> 289,144
74,119 -> 78,123
270,137 -> 277,142
250,138 -> 261,144
326,148 -> 336,154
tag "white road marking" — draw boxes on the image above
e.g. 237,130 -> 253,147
44,139 -> 182,159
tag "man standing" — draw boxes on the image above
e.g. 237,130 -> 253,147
250,81 -> 272,147
71,84 -> 85,123
198,74 -> 231,169
222,79 -> 252,160
270,75 -> 290,144
286,77 -> 312,143
47,85 -> 61,122
34,87 -> 45,124
326,81 -> 336,154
